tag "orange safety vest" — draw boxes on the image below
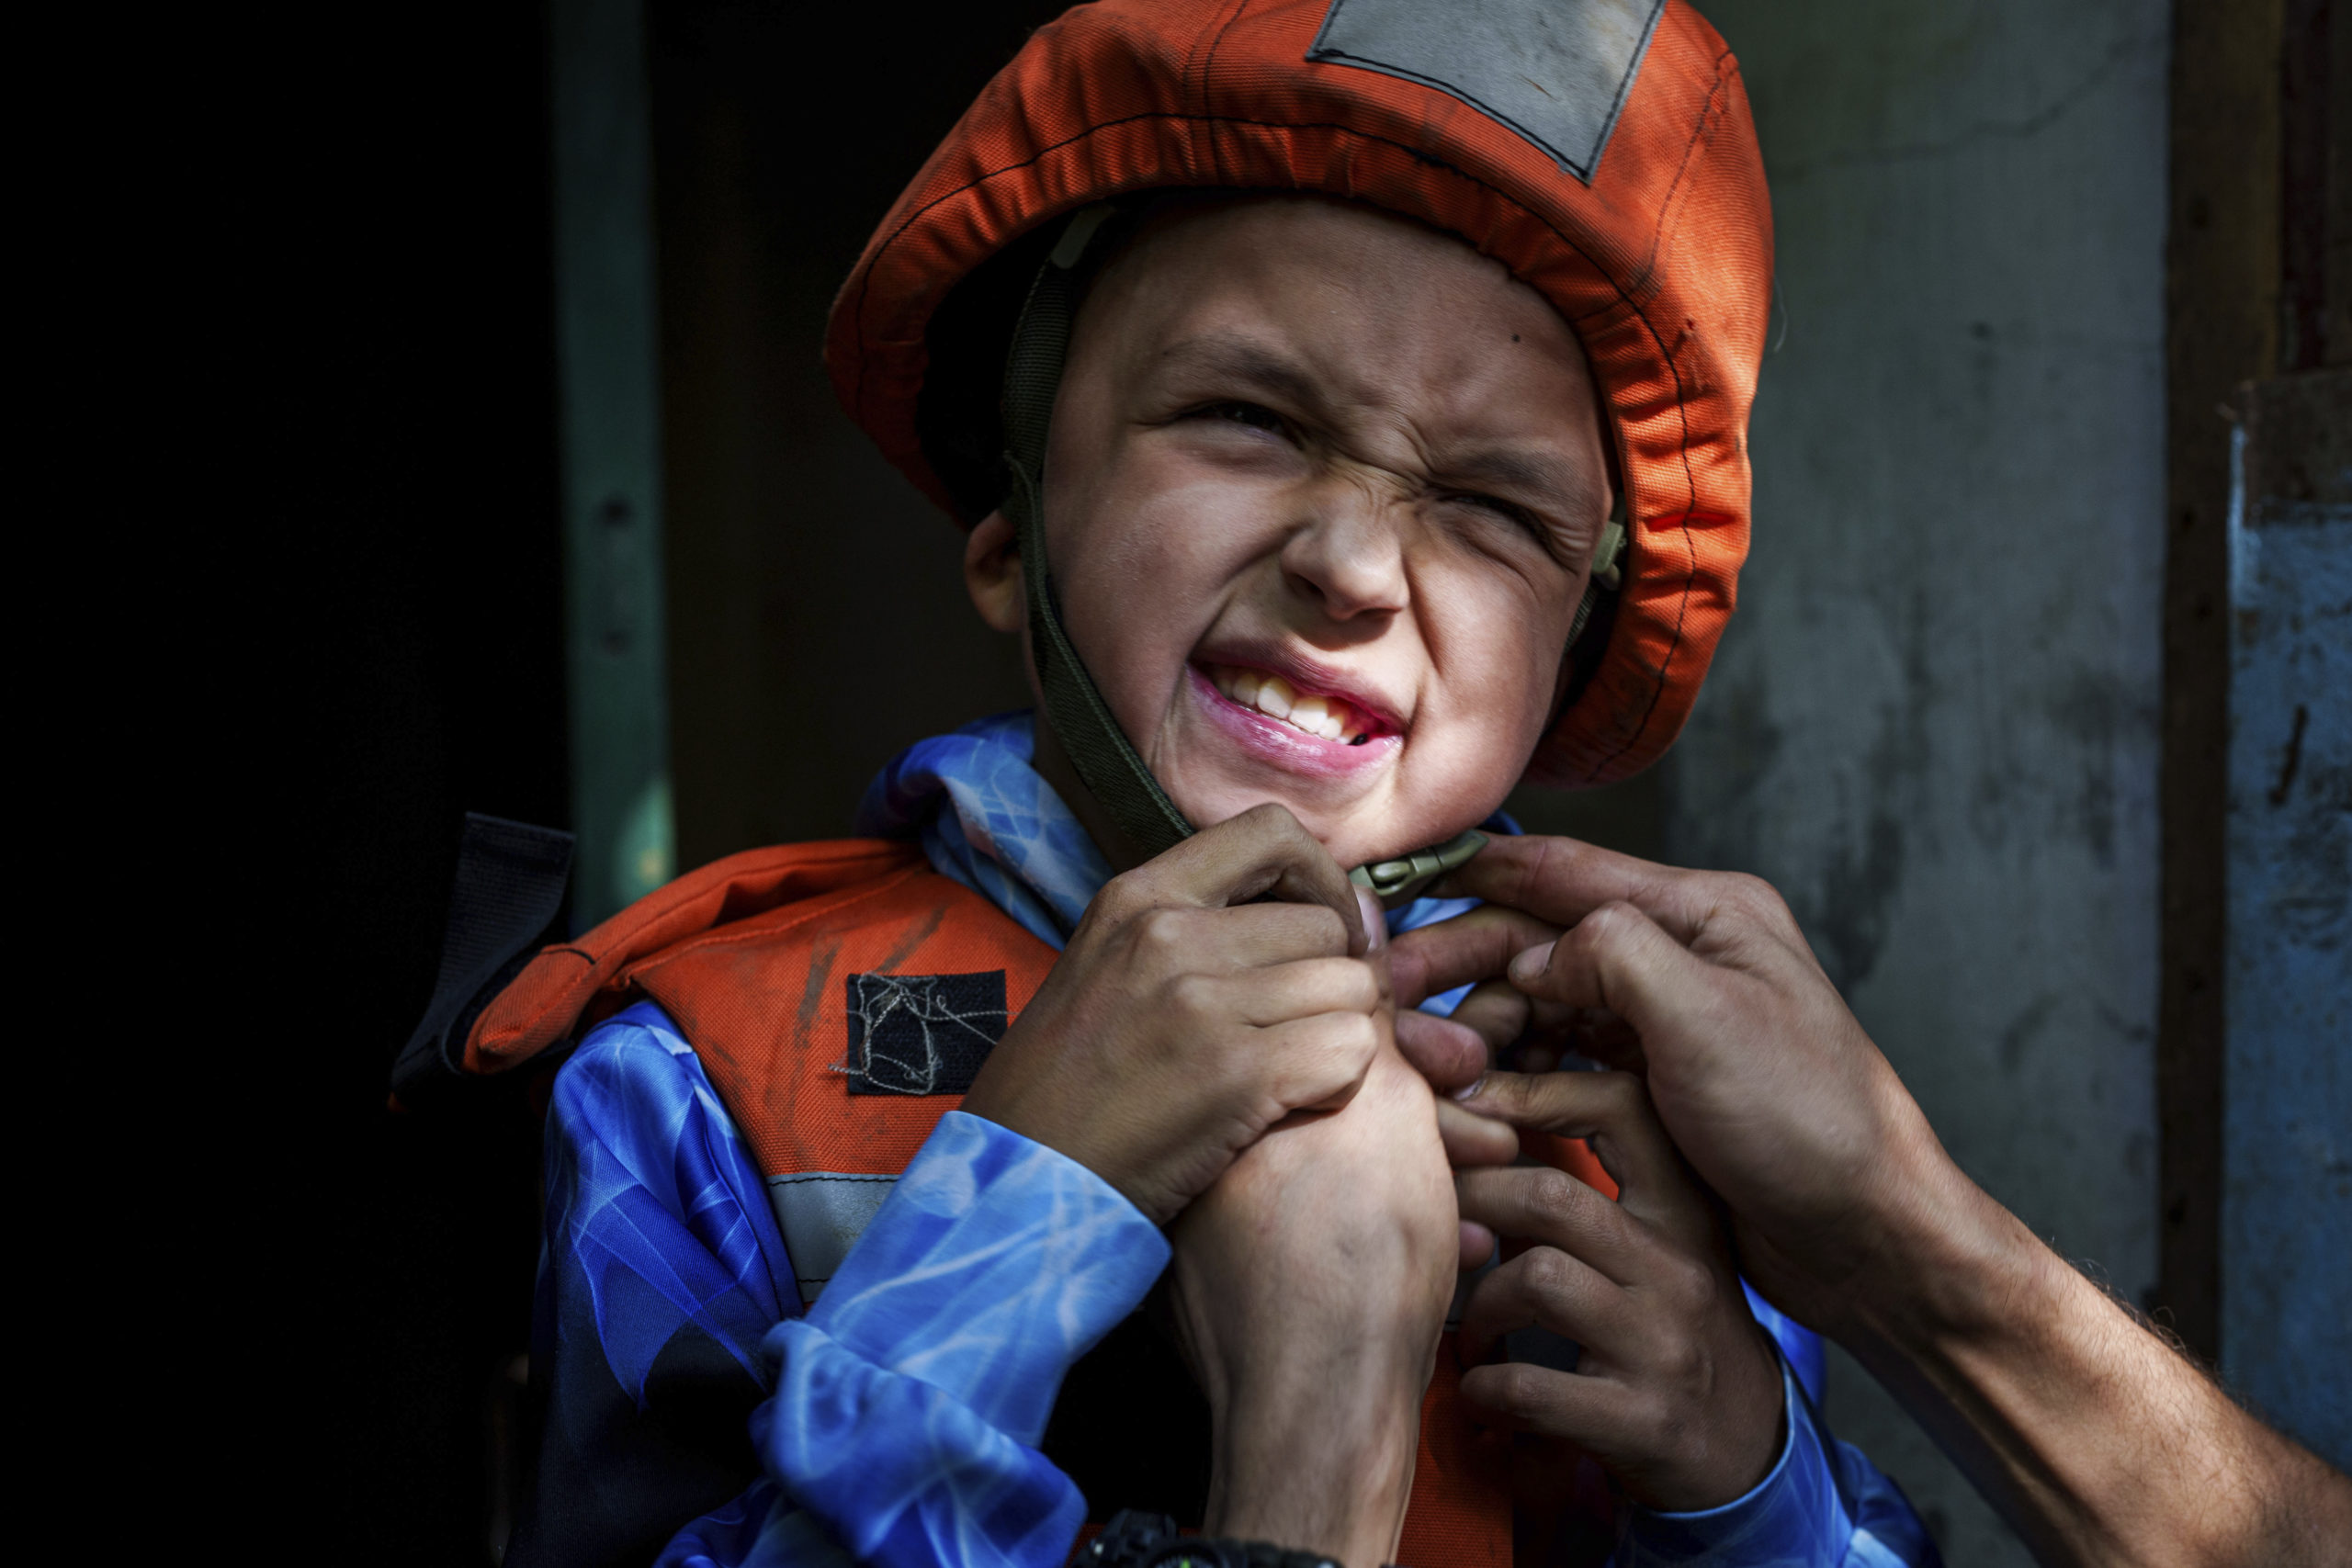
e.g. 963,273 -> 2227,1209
472,839 -> 1617,1568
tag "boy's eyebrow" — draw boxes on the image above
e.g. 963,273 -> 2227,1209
1435,449 -> 1595,511
1151,333 -> 1327,412
1153,333 -> 1603,519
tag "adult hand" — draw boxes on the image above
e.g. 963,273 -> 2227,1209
1392,834 -> 2352,1566
1386,834 -> 1959,1336
961,802 -> 1380,1224
1453,1068 -> 1783,1513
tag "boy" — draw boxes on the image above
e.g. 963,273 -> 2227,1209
471,4 -> 1938,1565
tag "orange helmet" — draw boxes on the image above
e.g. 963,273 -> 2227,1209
827,0 -> 1771,789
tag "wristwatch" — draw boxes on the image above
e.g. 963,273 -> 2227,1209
1080,1511 -> 1345,1568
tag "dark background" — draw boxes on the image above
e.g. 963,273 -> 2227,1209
218,3 -> 1170,1561
236,6 -> 1063,1560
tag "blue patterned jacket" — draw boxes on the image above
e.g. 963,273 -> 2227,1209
506,714 -> 1939,1568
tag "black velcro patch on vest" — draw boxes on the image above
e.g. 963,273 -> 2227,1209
844,970 -> 1008,1096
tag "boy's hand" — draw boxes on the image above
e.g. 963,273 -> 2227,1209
1451,1069 -> 1785,1513
960,802 -> 1383,1224
1164,1041 -> 1457,1568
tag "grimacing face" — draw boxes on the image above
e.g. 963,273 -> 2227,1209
963,194 -> 1613,873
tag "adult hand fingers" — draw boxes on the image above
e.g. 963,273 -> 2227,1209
1453,1070 -> 1715,1251
1456,1163 -> 1644,1283
1447,979 -> 1532,1055
1454,1245 -> 1623,1367
1437,835 -> 1805,955
1432,834 -> 1714,944
1394,1008 -> 1487,1091
1498,900 -> 1714,1035
1387,904 -> 1563,1006
1125,802 -> 1368,953
1559,1010 -> 1645,1074
1458,1358 -> 1640,1448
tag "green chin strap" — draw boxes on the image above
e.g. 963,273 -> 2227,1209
995,206 -> 1618,908
999,207 -> 1197,864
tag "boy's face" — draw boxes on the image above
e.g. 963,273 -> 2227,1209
969,196 -> 1613,871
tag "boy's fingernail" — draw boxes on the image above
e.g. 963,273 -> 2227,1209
1508,942 -> 1551,982
1355,886 -> 1388,952
1451,1075 -> 1486,1101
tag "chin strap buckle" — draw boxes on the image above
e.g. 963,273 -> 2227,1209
1350,828 -> 1488,906
1566,512 -> 1628,649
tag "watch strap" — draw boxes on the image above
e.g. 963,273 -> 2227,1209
1081,1510 -> 1347,1568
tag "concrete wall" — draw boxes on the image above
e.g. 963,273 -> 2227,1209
1669,4 -> 2173,1561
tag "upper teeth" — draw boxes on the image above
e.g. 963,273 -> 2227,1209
1211,665 -> 1368,743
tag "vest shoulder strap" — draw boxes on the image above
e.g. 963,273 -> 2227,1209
463,838 -> 927,1074
627,857 -> 1059,1179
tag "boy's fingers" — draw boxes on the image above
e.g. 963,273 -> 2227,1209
1185,899 -> 1365,967
1354,885 -> 1389,953
1387,904 -> 1564,1005
1436,1097 -> 1520,1167
1139,802 -> 1368,953
1256,1009 -> 1382,1111
1394,1009 -> 1487,1092
1230,956 -> 1380,1026
1458,1220 -> 1498,1271
1454,1245 -> 1623,1366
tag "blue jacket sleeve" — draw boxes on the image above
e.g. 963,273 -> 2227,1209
514,1004 -> 800,1568
524,1002 -> 1169,1568
744,1111 -> 1170,1568
1612,1354 -> 1942,1568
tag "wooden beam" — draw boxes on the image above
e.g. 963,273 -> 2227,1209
549,0 -> 674,928
2159,0 -> 2287,1360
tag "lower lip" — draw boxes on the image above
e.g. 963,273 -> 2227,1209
1186,665 -> 1400,780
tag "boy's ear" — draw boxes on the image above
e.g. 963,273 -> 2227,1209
963,511 -> 1025,634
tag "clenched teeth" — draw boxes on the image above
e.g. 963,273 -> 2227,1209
1208,664 -> 1372,744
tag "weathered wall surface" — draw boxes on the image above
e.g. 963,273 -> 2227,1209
2222,372 -> 2350,1469
1672,5 -> 2172,1560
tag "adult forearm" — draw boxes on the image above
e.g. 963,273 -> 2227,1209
1395,841 -> 2352,1565
1842,1177 -> 2352,1566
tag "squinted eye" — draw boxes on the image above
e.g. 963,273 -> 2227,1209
1450,491 -> 1544,540
1201,400 -> 1285,434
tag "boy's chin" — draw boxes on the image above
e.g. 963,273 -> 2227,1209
1182,789 -> 1452,878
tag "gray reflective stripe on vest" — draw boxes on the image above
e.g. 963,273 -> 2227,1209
767,1172 -> 897,1304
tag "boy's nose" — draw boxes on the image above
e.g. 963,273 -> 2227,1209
1279,480 -> 1411,623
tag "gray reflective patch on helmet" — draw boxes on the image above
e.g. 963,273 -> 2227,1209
1307,0 -> 1667,183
